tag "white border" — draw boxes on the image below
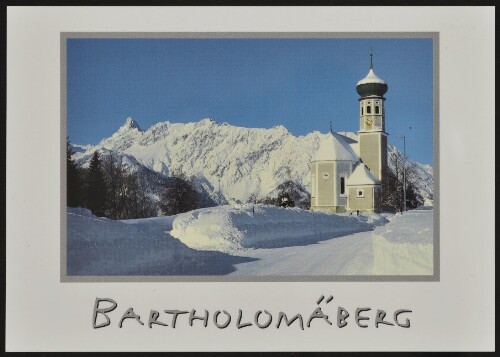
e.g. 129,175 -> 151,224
6,6 -> 495,352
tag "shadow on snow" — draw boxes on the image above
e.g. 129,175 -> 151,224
66,211 -> 258,276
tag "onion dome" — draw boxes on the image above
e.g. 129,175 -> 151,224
356,66 -> 388,97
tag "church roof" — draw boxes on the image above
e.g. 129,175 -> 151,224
356,67 -> 388,97
336,131 -> 360,156
356,68 -> 386,86
346,163 -> 380,186
313,132 -> 359,162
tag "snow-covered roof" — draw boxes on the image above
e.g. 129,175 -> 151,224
313,132 -> 359,162
346,163 -> 380,186
336,132 -> 360,157
356,68 -> 386,86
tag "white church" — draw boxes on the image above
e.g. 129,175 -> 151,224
310,61 -> 388,213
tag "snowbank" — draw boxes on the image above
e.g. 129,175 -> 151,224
170,204 -> 387,253
371,235 -> 433,275
66,208 -> 255,275
371,210 -> 433,275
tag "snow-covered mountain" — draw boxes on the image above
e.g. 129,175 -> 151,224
72,117 -> 433,208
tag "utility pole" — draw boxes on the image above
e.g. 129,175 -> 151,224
218,177 -> 221,206
397,135 -> 407,213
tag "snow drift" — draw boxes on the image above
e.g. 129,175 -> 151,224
66,208 -> 255,275
170,204 -> 388,253
371,210 -> 433,275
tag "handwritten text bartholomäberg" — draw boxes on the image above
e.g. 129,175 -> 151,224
92,295 -> 412,329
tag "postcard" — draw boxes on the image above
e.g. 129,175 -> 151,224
6,6 -> 495,352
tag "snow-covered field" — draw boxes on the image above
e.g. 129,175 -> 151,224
66,206 -> 433,276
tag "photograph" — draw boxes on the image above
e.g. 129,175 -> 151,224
63,35 -> 436,279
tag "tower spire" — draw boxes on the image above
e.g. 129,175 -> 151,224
329,121 -> 333,133
370,48 -> 373,69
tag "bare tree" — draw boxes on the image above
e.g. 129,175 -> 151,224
382,150 -> 419,212
160,170 -> 200,215
102,154 -> 126,218
100,153 -> 157,219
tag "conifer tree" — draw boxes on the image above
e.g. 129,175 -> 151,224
86,151 -> 107,216
66,138 -> 82,207
101,154 -> 126,218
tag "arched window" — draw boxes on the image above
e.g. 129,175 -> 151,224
361,106 -> 364,115
367,105 -> 371,114
340,177 -> 345,195
375,106 -> 380,114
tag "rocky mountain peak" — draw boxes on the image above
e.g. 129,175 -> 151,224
119,117 -> 142,132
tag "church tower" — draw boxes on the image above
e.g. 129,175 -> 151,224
356,56 -> 388,182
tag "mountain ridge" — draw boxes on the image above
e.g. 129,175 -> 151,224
72,117 -> 433,209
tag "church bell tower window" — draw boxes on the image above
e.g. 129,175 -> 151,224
367,105 -> 371,114
340,177 -> 345,195
375,106 -> 380,114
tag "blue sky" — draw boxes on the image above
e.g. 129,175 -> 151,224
67,38 -> 434,164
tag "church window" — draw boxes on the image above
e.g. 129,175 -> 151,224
361,106 -> 363,115
367,105 -> 371,114
340,177 -> 345,195
375,106 -> 380,114
356,189 -> 364,198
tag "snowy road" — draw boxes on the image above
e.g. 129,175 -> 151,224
229,209 -> 433,276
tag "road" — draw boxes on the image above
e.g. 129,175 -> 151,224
229,209 -> 434,276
